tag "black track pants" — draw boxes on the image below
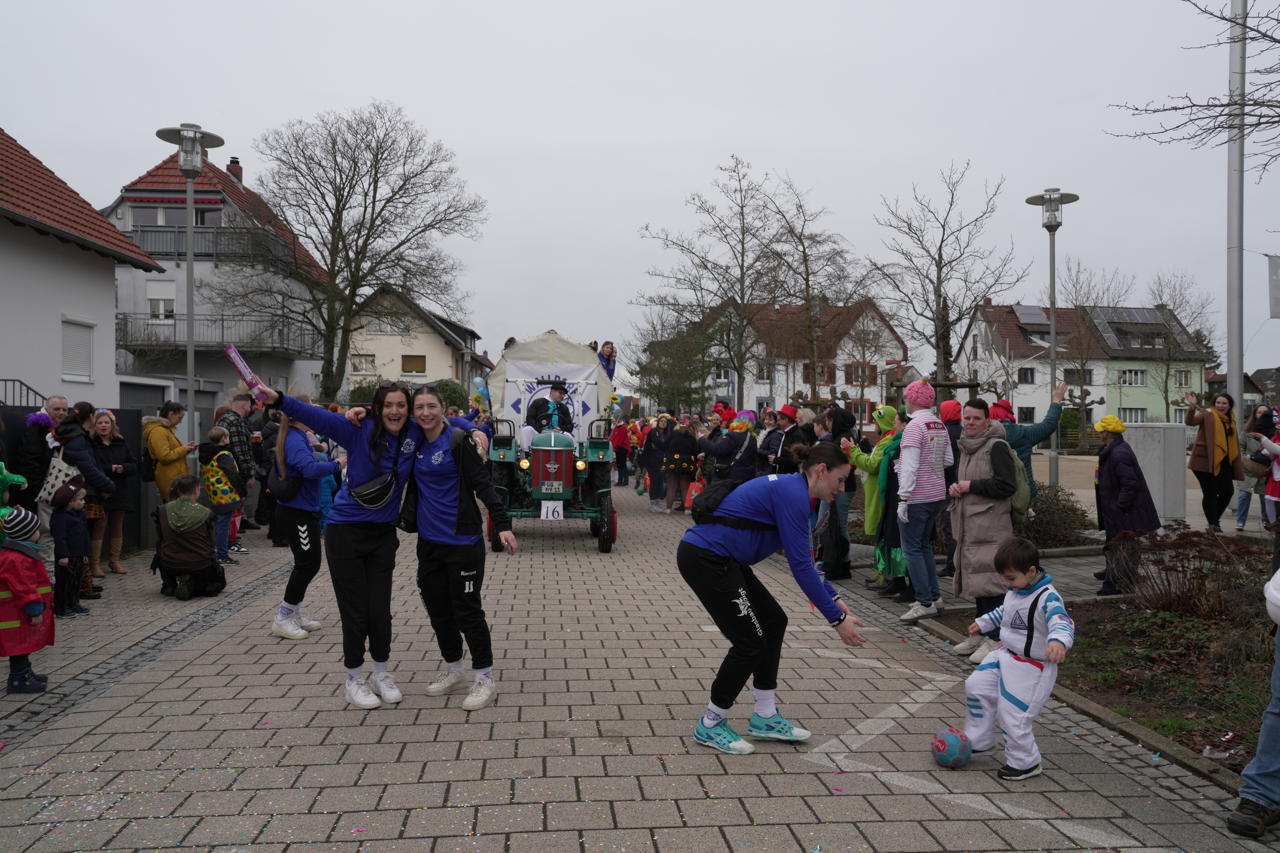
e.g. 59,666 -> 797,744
417,539 -> 492,670
324,523 -> 397,669
277,505 -> 323,605
677,540 -> 788,709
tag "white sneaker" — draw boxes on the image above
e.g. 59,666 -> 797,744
899,601 -> 938,623
952,634 -> 983,655
424,670 -> 467,697
344,677 -> 381,709
462,678 -> 497,711
297,613 -> 322,631
968,638 -> 1001,665
271,615 -> 308,640
933,598 -> 946,614
370,671 -> 402,703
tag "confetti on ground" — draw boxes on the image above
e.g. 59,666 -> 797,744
831,787 -> 844,792
352,827 -> 367,833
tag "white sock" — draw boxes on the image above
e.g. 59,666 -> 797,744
475,667 -> 493,683
346,667 -> 363,683
447,659 -> 465,674
372,660 -> 389,675
701,702 -> 730,728
753,689 -> 777,718
278,601 -> 298,620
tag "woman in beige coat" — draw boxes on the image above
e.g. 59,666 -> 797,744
949,399 -> 1019,664
1184,391 -> 1243,533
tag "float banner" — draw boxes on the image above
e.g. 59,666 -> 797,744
503,360 -> 599,440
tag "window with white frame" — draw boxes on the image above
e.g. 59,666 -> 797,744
61,320 -> 93,380
350,354 -> 375,374
1174,369 -> 1191,387
1063,368 -> 1093,385
145,281 -> 176,320
1118,369 -> 1147,386
714,366 -> 731,382
1018,407 -> 1036,424
1017,367 -> 1036,385
1118,407 -> 1147,423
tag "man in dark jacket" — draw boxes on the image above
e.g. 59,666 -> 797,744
217,395 -> 259,530
1094,415 -> 1161,595
14,396 -> 68,512
774,405 -> 811,475
525,383 -> 575,434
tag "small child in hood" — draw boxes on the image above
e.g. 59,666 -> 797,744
199,427 -> 245,564
50,476 -> 91,617
313,442 -> 338,530
0,507 -> 54,693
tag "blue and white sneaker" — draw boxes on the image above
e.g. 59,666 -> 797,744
747,712 -> 812,742
694,718 -> 755,755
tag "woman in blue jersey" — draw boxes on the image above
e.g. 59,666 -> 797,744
266,399 -> 344,642
408,386 -> 516,712
680,440 -> 867,755
254,380 -> 482,710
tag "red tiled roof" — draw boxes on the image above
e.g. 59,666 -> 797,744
0,128 -> 161,271
976,304 -> 1104,360
122,153 -> 327,283
701,299 -> 908,362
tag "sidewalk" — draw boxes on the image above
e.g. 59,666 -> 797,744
0,487 -> 1267,852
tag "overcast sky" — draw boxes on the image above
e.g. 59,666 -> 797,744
7,0 -> 1279,386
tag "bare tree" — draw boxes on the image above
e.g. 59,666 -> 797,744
1115,1 -> 1280,174
835,310 -> 898,425
636,156 -> 782,410
1148,272 -> 1216,420
209,101 -> 486,399
868,161 -> 1029,399
626,306 -> 714,414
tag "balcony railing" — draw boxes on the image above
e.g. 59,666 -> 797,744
127,226 -> 292,264
116,313 -> 322,359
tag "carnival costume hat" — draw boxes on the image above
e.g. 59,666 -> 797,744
1094,415 -> 1127,434
51,475 -> 86,509
871,404 -> 898,433
777,404 -> 800,422
990,400 -> 1016,422
903,378 -> 936,407
939,400 -> 962,423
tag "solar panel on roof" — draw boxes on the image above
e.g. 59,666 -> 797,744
1012,305 -> 1049,325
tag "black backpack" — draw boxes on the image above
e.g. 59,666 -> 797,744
690,478 -> 777,531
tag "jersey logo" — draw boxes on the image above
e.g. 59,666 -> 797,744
1009,610 -> 1029,631
401,439 -> 415,453
431,450 -> 445,465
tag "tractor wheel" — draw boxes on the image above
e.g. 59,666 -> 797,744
488,511 -> 504,552
597,494 -> 614,553
589,519 -> 600,537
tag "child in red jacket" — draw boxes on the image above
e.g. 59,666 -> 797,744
0,507 -> 55,693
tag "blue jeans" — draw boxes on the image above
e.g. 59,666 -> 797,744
214,513 -> 232,560
1240,632 -> 1280,808
900,500 -> 945,605
1238,489 -> 1263,529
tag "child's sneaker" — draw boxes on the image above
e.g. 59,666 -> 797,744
997,763 -> 1042,781
70,605 -> 90,615
6,670 -> 46,694
693,718 -> 754,755
747,712 -> 811,742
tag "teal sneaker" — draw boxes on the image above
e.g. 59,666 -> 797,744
747,712 -> 812,742
694,718 -> 755,755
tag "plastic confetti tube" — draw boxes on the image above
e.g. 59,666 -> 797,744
223,344 -> 269,402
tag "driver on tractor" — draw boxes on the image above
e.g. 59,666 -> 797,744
525,383 -> 575,435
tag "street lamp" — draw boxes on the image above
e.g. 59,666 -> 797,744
1025,187 -> 1079,488
155,123 -> 224,465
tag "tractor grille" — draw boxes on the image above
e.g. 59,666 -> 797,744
531,447 -> 574,494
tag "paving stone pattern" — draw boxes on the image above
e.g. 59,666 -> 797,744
0,488 -> 1268,851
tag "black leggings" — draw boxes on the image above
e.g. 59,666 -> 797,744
417,539 -> 492,670
277,505 -> 323,605
677,540 -> 788,709
1194,466 -> 1235,527
324,522 -> 398,669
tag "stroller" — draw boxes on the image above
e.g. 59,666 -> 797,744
150,506 -> 227,601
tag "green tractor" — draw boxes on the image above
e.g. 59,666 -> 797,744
487,418 -> 617,553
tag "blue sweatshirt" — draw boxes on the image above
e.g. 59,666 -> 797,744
682,473 -> 843,624
277,396 -> 475,525
277,428 -> 341,513
413,427 -> 479,547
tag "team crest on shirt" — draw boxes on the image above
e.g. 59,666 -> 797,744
401,439 -> 416,453
431,449 -> 445,465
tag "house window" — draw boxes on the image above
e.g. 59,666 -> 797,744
1063,368 -> 1093,385
1174,369 -> 1191,387
713,366 -> 732,382
132,207 -> 159,227
367,315 -> 411,335
196,208 -> 222,227
401,355 -> 426,374
163,207 -> 187,227
1017,367 -> 1036,385
61,320 -> 93,380
1017,407 -> 1036,424
803,362 -> 835,384
350,354 -> 375,374
1119,408 -> 1147,424
844,362 -> 877,385
1118,369 -> 1147,386
145,281 -> 176,320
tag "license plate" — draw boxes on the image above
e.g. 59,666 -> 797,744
542,481 -> 563,493
540,501 -> 564,520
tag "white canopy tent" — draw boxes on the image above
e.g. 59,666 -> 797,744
485,330 -> 615,444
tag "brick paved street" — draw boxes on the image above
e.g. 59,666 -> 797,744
0,487 -> 1270,852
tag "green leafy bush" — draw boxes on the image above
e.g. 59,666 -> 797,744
1019,482 -> 1092,548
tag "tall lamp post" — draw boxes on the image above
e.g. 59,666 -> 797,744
1025,188 -> 1079,488
155,123 -> 223,465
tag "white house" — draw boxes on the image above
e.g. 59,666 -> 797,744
102,154 -> 324,413
0,128 -> 162,408
955,301 -> 1108,426
345,288 -> 490,397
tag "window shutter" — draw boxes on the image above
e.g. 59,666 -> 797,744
62,321 -> 92,378
867,364 -> 877,384
802,362 -> 812,384
844,364 -> 853,385
824,363 -> 836,384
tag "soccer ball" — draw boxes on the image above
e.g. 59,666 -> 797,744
931,728 -> 972,769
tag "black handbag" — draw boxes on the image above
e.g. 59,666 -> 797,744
350,436 -> 404,509
268,460 -> 302,503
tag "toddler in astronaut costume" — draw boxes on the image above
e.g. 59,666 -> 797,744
963,537 -> 1075,781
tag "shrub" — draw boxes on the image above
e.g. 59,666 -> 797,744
1135,520 -> 1272,627
345,376 -> 384,406
1019,482 -> 1092,549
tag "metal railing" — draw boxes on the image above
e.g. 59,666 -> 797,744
126,226 -> 292,263
116,313 -> 322,359
0,379 -> 47,408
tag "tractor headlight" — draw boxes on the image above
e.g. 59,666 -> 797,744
518,458 -> 531,470
575,460 -> 587,471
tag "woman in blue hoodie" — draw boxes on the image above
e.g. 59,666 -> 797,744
256,380 -> 482,710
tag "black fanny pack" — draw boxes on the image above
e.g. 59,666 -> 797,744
350,436 -> 403,509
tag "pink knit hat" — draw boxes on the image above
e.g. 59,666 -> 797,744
903,378 -> 936,407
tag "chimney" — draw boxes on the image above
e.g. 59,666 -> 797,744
227,157 -> 243,185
